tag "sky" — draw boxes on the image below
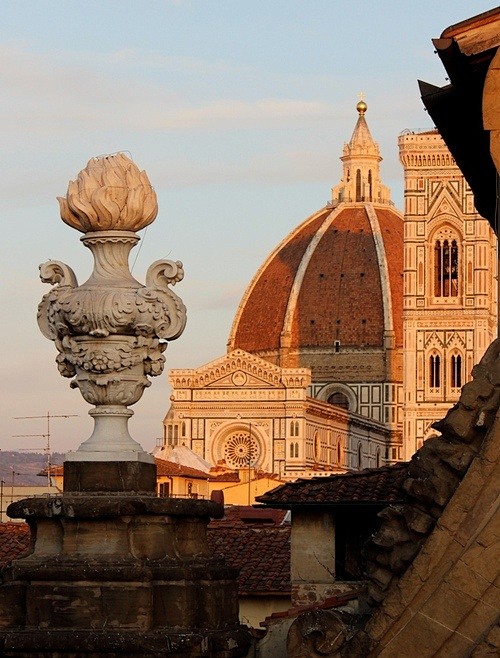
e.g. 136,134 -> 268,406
0,0 -> 495,455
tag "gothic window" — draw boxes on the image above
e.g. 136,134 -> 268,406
376,448 -> 381,468
174,425 -> 179,441
451,354 -> 462,389
181,421 -> 186,437
434,239 -> 458,297
328,391 -> 350,410
168,426 -> 173,441
294,443 -> 299,458
337,442 -> 341,465
290,421 -> 295,437
429,354 -> 441,388
356,169 -> 362,201
368,170 -> 372,201
295,421 -> 299,436
357,443 -> 362,470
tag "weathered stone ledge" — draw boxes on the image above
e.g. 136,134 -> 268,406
0,625 -> 252,657
7,495 -> 224,520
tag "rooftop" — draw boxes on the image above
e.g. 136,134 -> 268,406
256,462 -> 409,507
208,506 -> 290,595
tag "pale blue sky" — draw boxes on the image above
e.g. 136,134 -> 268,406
1,0 -> 495,453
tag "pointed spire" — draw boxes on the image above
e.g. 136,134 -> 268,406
331,98 -> 392,205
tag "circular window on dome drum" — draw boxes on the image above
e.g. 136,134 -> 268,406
328,391 -> 350,409
223,432 -> 260,468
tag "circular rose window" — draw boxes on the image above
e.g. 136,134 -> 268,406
223,432 -> 260,468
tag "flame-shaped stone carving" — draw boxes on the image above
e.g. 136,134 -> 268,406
57,152 -> 158,233
38,154 -> 186,459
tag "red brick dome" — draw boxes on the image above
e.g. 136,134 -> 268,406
229,202 -> 403,368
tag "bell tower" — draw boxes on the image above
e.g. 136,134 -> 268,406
399,130 -> 497,458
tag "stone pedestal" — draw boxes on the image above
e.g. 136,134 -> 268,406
0,495 -> 251,657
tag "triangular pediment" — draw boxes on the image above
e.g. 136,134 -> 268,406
169,349 -> 310,390
428,188 -> 462,221
424,331 -> 445,349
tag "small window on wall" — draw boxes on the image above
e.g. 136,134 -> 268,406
451,354 -> 462,389
435,239 -> 458,297
158,482 -> 170,497
429,354 -> 441,388
357,444 -> 362,470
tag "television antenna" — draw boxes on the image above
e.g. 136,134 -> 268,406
13,412 -> 77,491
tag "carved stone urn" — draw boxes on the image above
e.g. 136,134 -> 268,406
37,153 -> 187,489
0,155 -> 251,657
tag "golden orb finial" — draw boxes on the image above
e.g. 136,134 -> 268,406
356,93 -> 367,115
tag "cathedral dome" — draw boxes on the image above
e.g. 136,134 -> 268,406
229,102 -> 404,384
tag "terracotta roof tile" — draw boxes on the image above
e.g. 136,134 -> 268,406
0,523 -> 30,568
208,472 -> 241,482
256,462 -> 409,507
155,458 -> 209,480
45,460 -> 210,480
208,506 -> 290,595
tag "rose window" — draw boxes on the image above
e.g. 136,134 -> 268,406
223,432 -> 260,468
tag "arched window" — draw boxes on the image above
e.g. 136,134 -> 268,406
357,443 -> 362,470
430,354 -> 441,388
435,239 -> 458,297
290,442 -> 294,457
451,354 -> 462,389
294,443 -> 299,458
328,391 -> 350,410
290,421 -> 295,437
181,421 -> 186,437
356,169 -> 362,201
368,170 -> 372,201
376,448 -> 381,468
337,442 -> 341,465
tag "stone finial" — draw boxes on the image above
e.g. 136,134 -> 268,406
38,155 -> 186,462
57,152 -> 158,233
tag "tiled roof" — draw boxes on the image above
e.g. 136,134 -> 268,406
208,506 -> 290,595
256,463 -> 409,507
213,506 -> 288,526
155,458 -> 209,480
0,523 -> 30,568
208,472 -> 241,482
44,460 -> 210,480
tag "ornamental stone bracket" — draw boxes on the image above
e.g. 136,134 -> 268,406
37,154 -> 187,462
